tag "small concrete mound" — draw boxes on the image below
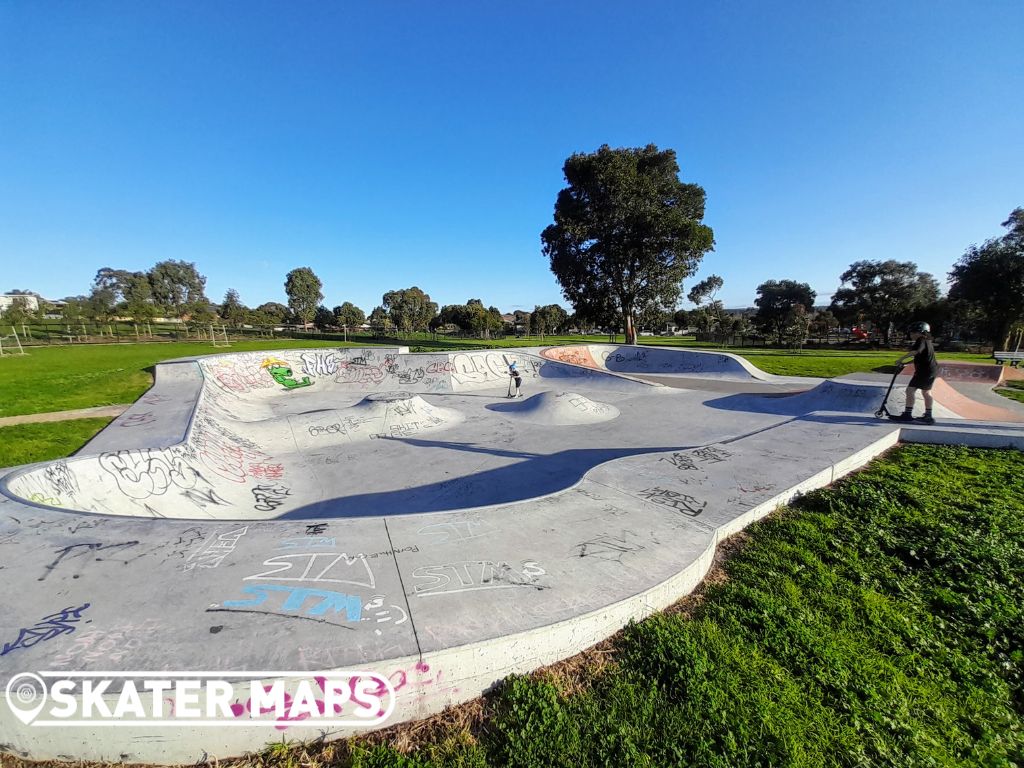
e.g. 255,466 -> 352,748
293,392 -> 464,447
490,390 -> 620,425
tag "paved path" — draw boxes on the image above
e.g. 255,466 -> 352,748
0,404 -> 128,427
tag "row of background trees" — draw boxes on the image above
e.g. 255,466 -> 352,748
2,139 -> 1020,348
2,242 -> 1019,348
0,261 -> 582,340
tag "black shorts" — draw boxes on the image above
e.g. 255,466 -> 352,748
908,374 -> 935,391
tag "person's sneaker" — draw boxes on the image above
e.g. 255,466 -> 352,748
914,415 -> 936,425
889,412 -> 914,422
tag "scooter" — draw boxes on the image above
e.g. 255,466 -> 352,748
874,363 -> 905,418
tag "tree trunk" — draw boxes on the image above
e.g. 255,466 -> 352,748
623,307 -> 636,345
998,321 -> 1012,351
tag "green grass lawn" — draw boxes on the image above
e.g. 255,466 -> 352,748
223,444 -> 1021,768
0,418 -> 113,467
0,339 -> 377,418
996,380 -> 1024,404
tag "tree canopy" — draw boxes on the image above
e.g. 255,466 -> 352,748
949,208 -> 1024,348
542,144 -> 714,344
220,289 -> 247,327
148,260 -> 209,320
435,299 -> 504,338
532,304 -> 569,337
382,287 -> 438,333
333,302 -> 366,328
829,260 -> 939,344
284,267 -> 324,327
754,280 -> 817,345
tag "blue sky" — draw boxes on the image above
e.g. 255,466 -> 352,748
1,1 -> 1022,313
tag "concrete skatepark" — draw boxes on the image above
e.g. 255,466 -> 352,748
2,343 -> 1023,763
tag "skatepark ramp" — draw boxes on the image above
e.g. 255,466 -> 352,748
542,343 -> 772,380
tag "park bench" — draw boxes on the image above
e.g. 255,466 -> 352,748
993,350 -> 1024,367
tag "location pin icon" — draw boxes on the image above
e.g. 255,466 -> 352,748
5,673 -> 48,725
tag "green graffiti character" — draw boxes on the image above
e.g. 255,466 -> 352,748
261,358 -> 313,389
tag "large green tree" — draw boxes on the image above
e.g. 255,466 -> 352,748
220,289 -> 247,327
532,304 -> 569,337
252,302 -> 291,325
687,274 -> 725,332
542,144 -> 714,344
829,260 -> 939,345
333,302 -> 366,328
284,267 -> 324,328
754,280 -> 816,345
949,208 -> 1024,349
382,286 -> 438,333
148,260 -> 209,320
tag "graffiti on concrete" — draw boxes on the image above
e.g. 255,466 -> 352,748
416,519 -> 490,545
183,526 -> 249,571
299,351 -> 340,377
44,461 -> 79,498
411,560 -> 546,597
692,446 -> 733,464
252,483 -> 292,512
660,452 -> 699,471
637,486 -> 706,516
574,531 -> 644,562
451,352 -> 516,386
244,552 -> 376,589
99,449 -> 199,500
278,536 -> 335,550
262,358 -> 313,389
39,541 -> 140,582
49,618 -> 161,668
119,411 -> 157,428
182,488 -> 232,509
205,353 -> 278,394
1,604 -> 91,657
218,584 -> 363,621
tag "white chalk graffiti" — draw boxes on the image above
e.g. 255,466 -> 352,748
411,560 -> 546,597
183,526 -> 249,571
245,552 -> 376,589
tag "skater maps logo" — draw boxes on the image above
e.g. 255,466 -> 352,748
4,671 -> 395,727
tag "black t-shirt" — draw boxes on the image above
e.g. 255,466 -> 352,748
912,336 -> 938,378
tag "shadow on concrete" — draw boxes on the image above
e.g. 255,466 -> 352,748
277,443 -> 688,519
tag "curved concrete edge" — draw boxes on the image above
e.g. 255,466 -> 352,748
78,361 -> 205,455
541,344 -> 775,381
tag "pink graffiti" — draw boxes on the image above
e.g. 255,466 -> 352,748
248,462 -> 285,480
192,423 -> 267,484
228,676 -> 385,729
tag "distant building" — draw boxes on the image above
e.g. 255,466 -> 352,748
0,294 -> 39,312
